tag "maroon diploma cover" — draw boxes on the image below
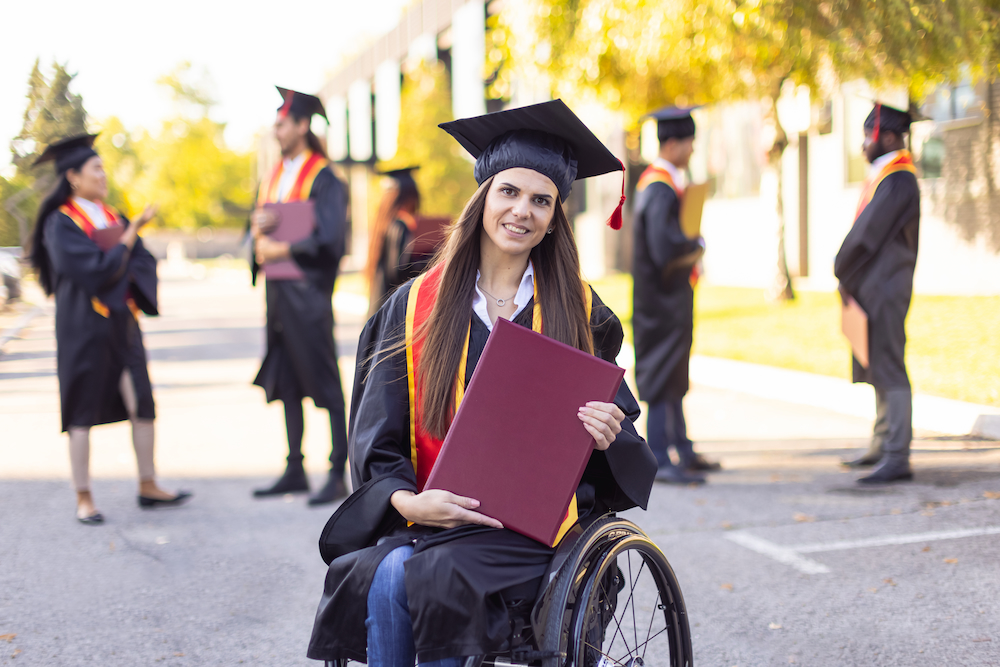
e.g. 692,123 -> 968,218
409,215 -> 450,257
424,317 -> 626,545
262,201 -> 315,280
91,226 -> 124,251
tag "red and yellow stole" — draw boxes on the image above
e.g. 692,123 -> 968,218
404,263 -> 593,545
854,150 -> 917,221
58,200 -> 138,319
256,150 -> 328,204
636,163 -> 684,197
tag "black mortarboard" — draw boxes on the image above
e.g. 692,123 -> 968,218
863,102 -> 914,142
276,86 -> 327,122
439,100 -> 626,228
646,106 -> 700,142
33,134 -> 99,174
377,166 -> 420,183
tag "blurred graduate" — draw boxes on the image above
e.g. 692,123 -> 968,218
364,166 -> 428,317
249,88 -> 350,505
30,134 -> 190,524
631,107 -> 719,485
836,102 -> 921,484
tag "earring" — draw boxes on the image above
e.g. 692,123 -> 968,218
546,227 -> 553,235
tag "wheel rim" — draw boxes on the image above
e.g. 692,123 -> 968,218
569,537 -> 690,667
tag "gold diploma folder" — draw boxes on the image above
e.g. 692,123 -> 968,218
841,296 -> 869,369
679,182 -> 708,240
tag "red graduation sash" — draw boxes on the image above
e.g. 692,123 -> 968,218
636,163 -> 685,197
256,150 -> 328,204
404,263 -> 592,545
58,200 -> 139,319
854,151 -> 917,221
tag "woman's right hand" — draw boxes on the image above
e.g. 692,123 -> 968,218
133,204 -> 158,230
391,489 -> 504,530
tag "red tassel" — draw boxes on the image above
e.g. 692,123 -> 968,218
606,160 -> 626,230
278,93 -> 293,120
872,103 -> 880,143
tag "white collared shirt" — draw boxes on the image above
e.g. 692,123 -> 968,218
73,197 -> 109,230
868,150 -> 900,180
653,157 -> 687,191
276,151 -> 307,201
473,261 -> 535,331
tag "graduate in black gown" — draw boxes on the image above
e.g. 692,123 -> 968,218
835,103 -> 921,484
249,88 -> 351,505
29,134 -> 190,524
631,107 -> 718,485
307,100 -> 657,666
365,167 -> 427,317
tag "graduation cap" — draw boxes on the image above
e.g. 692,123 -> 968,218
376,165 -> 420,185
276,86 -> 327,122
864,101 -> 928,141
646,106 -> 701,142
33,133 -> 99,174
439,99 -> 627,229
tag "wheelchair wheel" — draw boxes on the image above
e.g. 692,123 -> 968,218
566,535 -> 691,667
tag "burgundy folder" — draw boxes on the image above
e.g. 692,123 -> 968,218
91,226 -> 124,251
409,215 -> 450,256
262,201 -> 315,280
424,317 -> 625,545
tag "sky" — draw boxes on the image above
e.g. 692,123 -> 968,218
0,0 -> 411,171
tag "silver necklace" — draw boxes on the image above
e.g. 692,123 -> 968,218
477,281 -> 516,307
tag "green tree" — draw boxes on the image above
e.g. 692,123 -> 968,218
3,60 -> 89,246
101,63 -> 254,229
387,60 -> 479,217
493,0 -> 1000,298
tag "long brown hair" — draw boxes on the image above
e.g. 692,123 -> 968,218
416,176 -> 593,439
365,180 -> 420,287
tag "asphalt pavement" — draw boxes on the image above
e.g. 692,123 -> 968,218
1,265 -> 998,666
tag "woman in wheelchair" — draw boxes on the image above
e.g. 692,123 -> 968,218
308,101 -> 659,667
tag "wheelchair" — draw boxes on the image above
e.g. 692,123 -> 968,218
327,513 -> 692,667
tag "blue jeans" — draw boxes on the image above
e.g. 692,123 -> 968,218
366,545 -> 464,667
646,399 -> 694,468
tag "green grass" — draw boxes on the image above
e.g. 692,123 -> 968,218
590,273 -> 1000,407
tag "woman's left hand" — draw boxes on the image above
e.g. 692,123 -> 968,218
255,237 -> 290,265
578,401 -> 625,451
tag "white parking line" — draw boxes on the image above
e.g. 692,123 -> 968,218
725,526 -> 1000,574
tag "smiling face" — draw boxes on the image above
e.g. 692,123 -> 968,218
480,167 -> 559,262
67,155 -> 108,201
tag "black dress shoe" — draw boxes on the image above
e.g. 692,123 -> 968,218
841,452 -> 882,468
654,466 -> 706,485
683,454 -> 722,472
308,473 -> 349,506
857,457 -> 913,484
253,466 -> 309,497
138,491 -> 193,508
77,512 -> 104,525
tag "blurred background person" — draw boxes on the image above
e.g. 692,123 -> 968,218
29,134 -> 190,524
632,107 -> 718,485
836,103 -> 920,484
249,88 -> 350,505
365,166 -> 427,318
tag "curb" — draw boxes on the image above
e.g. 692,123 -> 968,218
687,355 -> 1000,439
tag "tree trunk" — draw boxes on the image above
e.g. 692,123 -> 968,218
765,92 -> 795,301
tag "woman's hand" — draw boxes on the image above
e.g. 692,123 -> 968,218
250,207 -> 279,238
133,204 -> 158,230
391,489 -> 504,530
578,401 -> 625,451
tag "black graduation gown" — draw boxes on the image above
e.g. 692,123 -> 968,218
834,170 -> 920,389
631,181 -> 703,403
251,167 -> 348,409
367,218 -> 427,318
307,282 -> 657,663
42,211 -> 158,431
